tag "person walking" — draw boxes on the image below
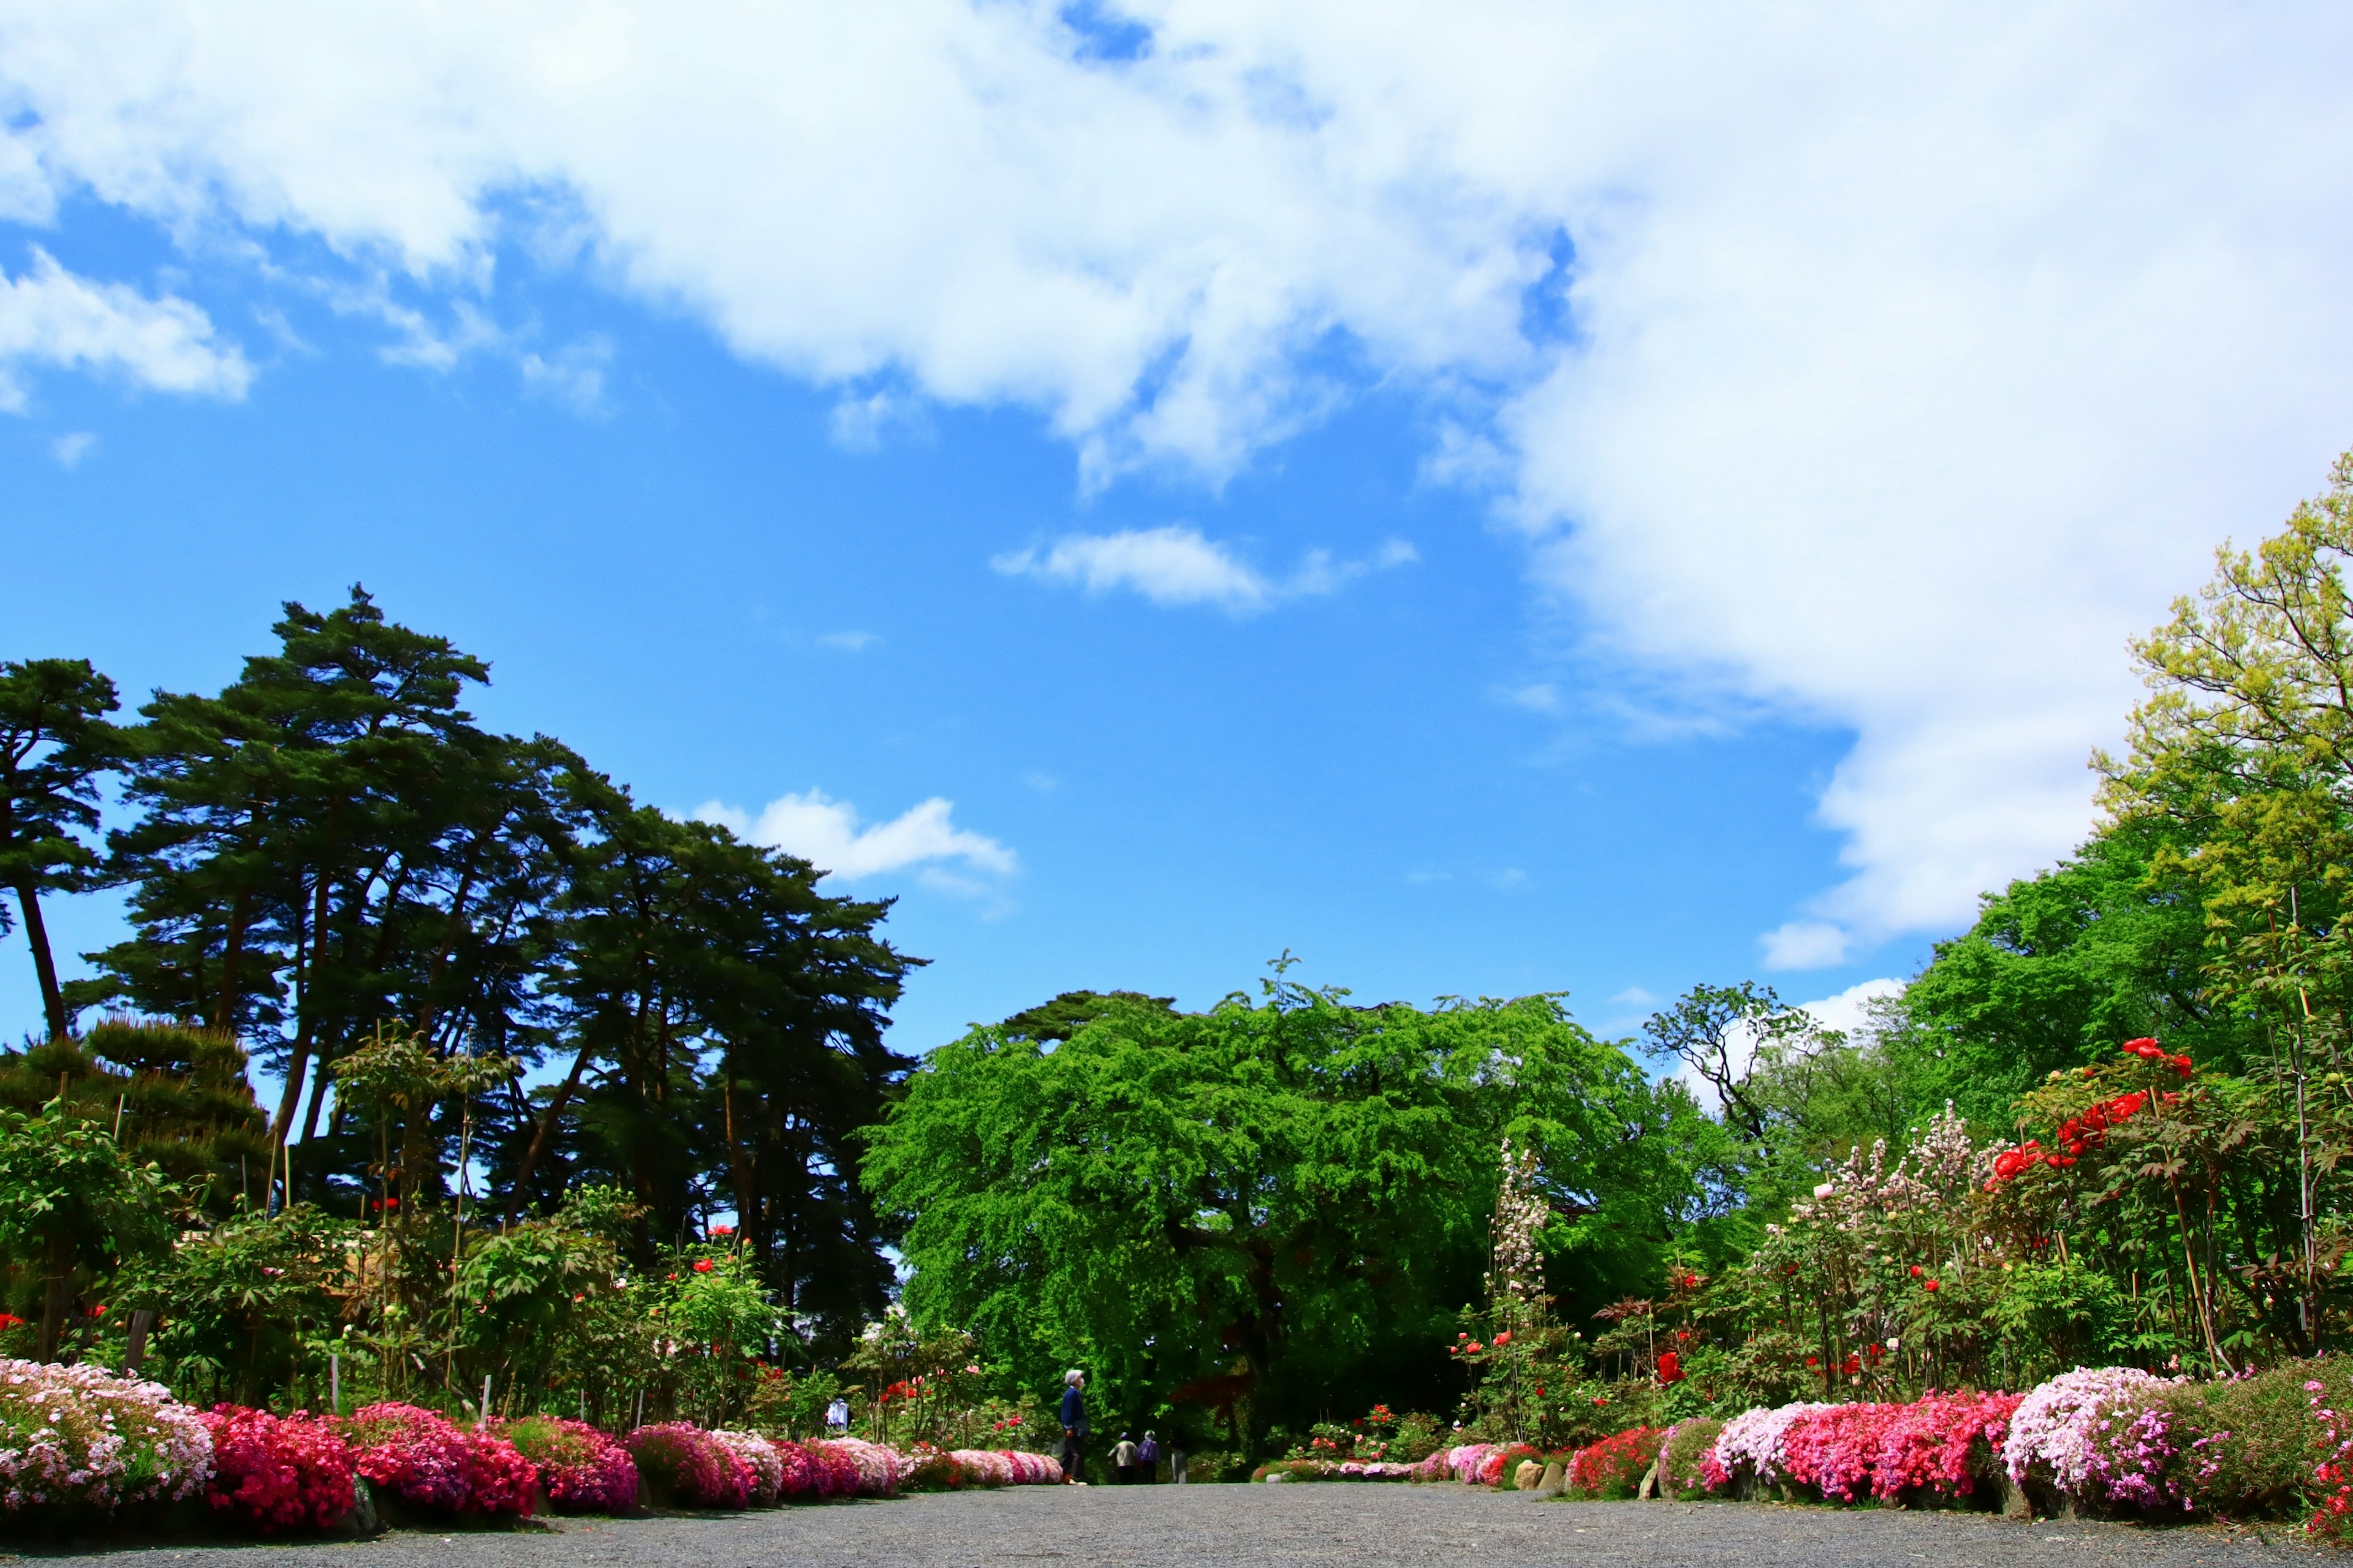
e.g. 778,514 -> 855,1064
1059,1369 -> 1088,1483
1112,1432 -> 1139,1484
1136,1430 -> 1162,1483
825,1395 -> 850,1436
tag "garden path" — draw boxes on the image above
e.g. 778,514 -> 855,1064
79,1485 -> 2308,1566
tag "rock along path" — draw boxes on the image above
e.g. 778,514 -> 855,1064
32,1484 -> 2319,1567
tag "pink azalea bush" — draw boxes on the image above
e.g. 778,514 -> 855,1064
626,1423 -> 751,1509
819,1437 -> 902,1496
201,1406 -> 355,1533
339,1403 -> 536,1517
2002,1367 -> 2170,1494
1870,1392 -> 2021,1501
709,1430 -> 784,1504
770,1438 -> 821,1499
500,1415 -> 638,1514
1654,1417 -> 1721,1499
1708,1401 -> 1829,1489
0,1359 -> 212,1514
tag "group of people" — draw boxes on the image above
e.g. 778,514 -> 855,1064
1059,1369 -> 1183,1485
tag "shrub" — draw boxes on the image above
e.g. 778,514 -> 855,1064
202,1405 -> 355,1533
1781,1404 -> 1906,1502
339,1403 -> 536,1517
1482,1442 -> 1538,1487
500,1416 -> 638,1514
1870,1392 -> 2021,1502
953,1448 -> 1015,1486
2003,1366 -> 2171,1495
2078,1365 -> 2314,1518
0,1359 -> 212,1515
1708,1402 -> 1828,1490
626,1423 -> 751,1509
809,1441 -> 860,1497
1567,1426 -> 1660,1499
709,1430 -> 784,1504
900,1444 -> 961,1491
819,1437 -> 901,1496
770,1438 -> 820,1499
1655,1417 -> 1722,1499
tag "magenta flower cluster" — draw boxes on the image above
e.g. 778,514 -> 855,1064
1706,1392 -> 2023,1502
201,1406 -> 355,1533
339,1402 -> 536,1517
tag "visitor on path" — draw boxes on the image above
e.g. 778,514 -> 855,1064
1112,1433 -> 1139,1483
1170,1439 -> 1188,1485
825,1395 -> 849,1434
1136,1431 -> 1161,1483
1059,1369 -> 1088,1483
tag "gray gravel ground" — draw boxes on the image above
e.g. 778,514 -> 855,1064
17,1484 -> 2320,1567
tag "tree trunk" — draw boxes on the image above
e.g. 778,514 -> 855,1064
35,1233 -> 72,1362
12,879 -> 69,1044
507,1040 -> 595,1224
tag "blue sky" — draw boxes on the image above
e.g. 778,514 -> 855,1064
4,3 -> 2353,1056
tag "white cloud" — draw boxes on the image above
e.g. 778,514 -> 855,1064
995,525 -> 1271,610
829,387 -> 930,453
694,789 -> 1016,882
50,430 -> 95,467
1609,985 -> 1658,1007
0,249 -> 249,409
1761,920 -> 1851,971
815,630 -> 879,652
1798,977 -> 1905,1042
520,337 -> 610,414
6,4 -> 2353,949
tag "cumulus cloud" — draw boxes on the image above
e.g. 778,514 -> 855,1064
6,3 -> 2353,950
694,789 -> 1016,883
0,248 -> 250,409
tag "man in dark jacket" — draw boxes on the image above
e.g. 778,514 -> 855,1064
1059,1369 -> 1088,1483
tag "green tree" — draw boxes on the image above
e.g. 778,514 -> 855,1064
0,1100 -> 171,1359
0,657 -> 123,1043
866,970 -> 1711,1455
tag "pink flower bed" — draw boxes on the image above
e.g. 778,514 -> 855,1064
338,1403 -> 536,1517
500,1415 -> 639,1513
948,1449 -> 1063,1485
817,1437 -> 902,1496
202,1406 -> 356,1534
0,1360 -> 213,1514
626,1423 -> 752,1509
771,1438 -> 822,1498
710,1430 -> 784,1504
1703,1393 -> 2019,1503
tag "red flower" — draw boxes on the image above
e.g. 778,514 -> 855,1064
1657,1350 -> 1684,1385
1464,1341 -> 1483,1353
1806,1355 -> 1821,1368
1493,1330 -> 1511,1346
2082,1066 -> 2098,1079
1681,1273 -> 1699,1289
1841,1355 -> 1860,1375
692,1259 -> 713,1273
1923,1279 -> 1941,1292
710,1224 -> 735,1237
1908,1265 -> 1923,1278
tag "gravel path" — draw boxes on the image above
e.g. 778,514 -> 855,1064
25,1485 -> 2315,1567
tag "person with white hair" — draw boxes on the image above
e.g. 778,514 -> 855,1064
1058,1369 -> 1088,1483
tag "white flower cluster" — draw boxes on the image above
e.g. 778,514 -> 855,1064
1485,1138 -> 1548,1314
2001,1366 -> 2173,1490
0,1358 -> 213,1513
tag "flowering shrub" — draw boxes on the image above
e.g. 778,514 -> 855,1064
1781,1404 -> 1906,1502
2002,1366 -> 2170,1493
709,1430 -> 784,1504
1408,1443 -> 1498,1484
1708,1401 -> 1828,1489
820,1436 -> 903,1496
770,1439 -> 820,1499
202,1406 -> 355,1533
900,1443 -> 961,1491
1250,1458 -> 1413,1482
626,1423 -> 751,1509
1568,1426 -> 1659,1498
1868,1392 -> 2020,1501
808,1440 -> 862,1497
339,1403 -> 536,1517
1654,1417 -> 1721,1499
500,1416 -> 638,1514
0,1360 -> 212,1515
1481,1442 -> 1539,1487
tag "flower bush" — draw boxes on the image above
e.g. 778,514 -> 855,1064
201,1405 -> 354,1533
770,1438 -> 821,1499
339,1403 -> 535,1517
0,1359 -> 211,1515
1567,1426 -> 1660,1498
1868,1392 -> 2020,1501
1654,1417 -> 1721,1499
1251,1458 -> 1413,1482
2002,1366 -> 2169,1494
821,1437 -> 902,1496
626,1422 -> 751,1509
808,1439 -> 861,1497
1708,1401 -> 1828,1490
1481,1442 -> 1539,1487
500,1415 -> 638,1514
709,1430 -> 784,1504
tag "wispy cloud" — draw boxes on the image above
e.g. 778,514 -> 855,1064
0,249 -> 249,411
815,630 -> 881,652
694,789 -> 1015,884
994,525 -> 1416,613
50,431 -> 96,468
